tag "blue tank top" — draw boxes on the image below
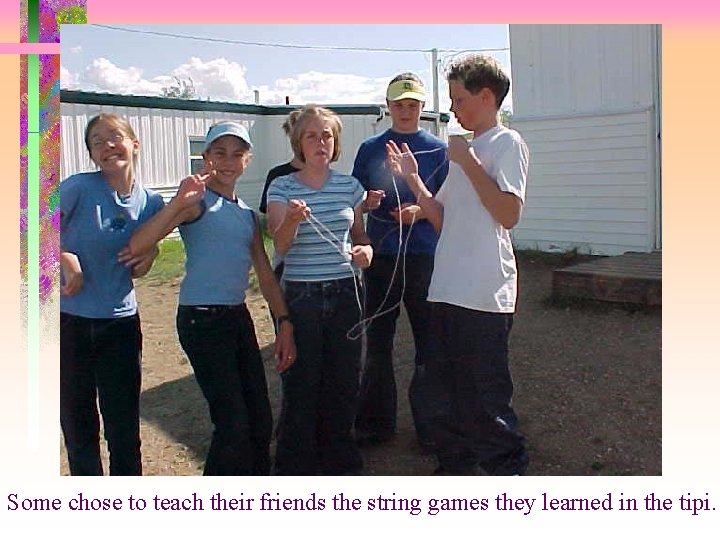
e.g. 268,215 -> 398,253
178,189 -> 256,305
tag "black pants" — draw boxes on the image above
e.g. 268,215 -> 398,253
60,313 -> 142,476
274,277 -> 363,475
177,304 -> 272,476
355,254 -> 437,442
427,303 -> 528,475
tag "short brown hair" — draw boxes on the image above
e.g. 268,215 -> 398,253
84,113 -> 138,155
447,54 -> 510,109
290,105 -> 342,163
388,72 -> 424,87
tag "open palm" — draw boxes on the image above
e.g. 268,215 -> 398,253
386,140 -> 418,179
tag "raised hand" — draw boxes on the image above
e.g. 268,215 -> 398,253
386,140 -> 418,179
174,165 -> 213,208
447,134 -> 475,166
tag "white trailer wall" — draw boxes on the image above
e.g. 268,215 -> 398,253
508,24 -> 660,255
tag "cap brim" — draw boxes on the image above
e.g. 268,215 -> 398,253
387,91 -> 426,102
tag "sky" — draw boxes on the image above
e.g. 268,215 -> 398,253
59,24 -> 512,129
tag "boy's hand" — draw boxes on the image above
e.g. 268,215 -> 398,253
390,203 -> 423,224
350,245 -> 373,269
60,252 -> 83,296
448,135 -> 476,167
286,199 -> 311,224
363,189 -> 385,211
386,140 -> 418,179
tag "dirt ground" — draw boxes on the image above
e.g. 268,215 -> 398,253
60,253 -> 662,476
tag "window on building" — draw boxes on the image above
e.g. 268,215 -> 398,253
189,136 -> 206,174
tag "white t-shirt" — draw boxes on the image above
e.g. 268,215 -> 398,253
427,125 -> 529,313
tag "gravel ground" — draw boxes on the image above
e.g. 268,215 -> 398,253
60,252 -> 661,476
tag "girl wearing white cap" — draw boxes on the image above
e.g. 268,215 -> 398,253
126,121 -> 296,475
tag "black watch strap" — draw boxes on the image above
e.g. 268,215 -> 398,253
276,314 -> 292,327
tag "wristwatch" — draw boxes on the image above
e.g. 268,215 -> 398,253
276,314 -> 292,327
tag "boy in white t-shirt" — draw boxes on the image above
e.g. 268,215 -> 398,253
386,54 -> 529,475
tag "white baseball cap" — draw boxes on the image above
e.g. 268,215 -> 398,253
204,121 -> 253,151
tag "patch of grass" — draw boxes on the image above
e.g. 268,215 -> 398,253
140,238 -> 186,285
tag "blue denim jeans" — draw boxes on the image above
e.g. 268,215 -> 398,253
60,312 -> 142,476
355,254 -> 437,443
426,303 -> 528,475
274,277 -> 364,475
177,303 -> 272,476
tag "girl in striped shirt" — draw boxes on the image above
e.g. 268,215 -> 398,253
267,105 -> 373,475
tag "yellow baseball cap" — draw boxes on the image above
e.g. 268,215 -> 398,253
386,79 -> 426,102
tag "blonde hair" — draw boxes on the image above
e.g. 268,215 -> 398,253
282,109 -> 302,137
290,105 -> 342,163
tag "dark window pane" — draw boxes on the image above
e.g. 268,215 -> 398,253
190,158 -> 205,174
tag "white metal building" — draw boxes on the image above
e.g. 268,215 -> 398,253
509,24 -> 662,256
60,90 -> 449,209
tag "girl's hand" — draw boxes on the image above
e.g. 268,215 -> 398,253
274,322 -> 297,373
173,170 -> 212,209
286,199 -> 311,224
118,245 -> 159,278
60,252 -> 83,296
350,245 -> 373,269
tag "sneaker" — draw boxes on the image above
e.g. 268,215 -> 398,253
481,446 -> 529,476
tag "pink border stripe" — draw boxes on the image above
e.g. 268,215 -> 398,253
87,2 -> 720,22
0,43 -> 61,54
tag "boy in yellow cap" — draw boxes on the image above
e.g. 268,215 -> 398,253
353,73 -> 448,449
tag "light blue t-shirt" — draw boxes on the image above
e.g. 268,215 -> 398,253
178,189 -> 256,305
60,171 -> 165,318
267,170 -> 365,282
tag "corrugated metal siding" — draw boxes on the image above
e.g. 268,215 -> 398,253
509,25 -> 655,118
511,110 -> 657,256
61,103 -> 259,193
61,103 -> 447,211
